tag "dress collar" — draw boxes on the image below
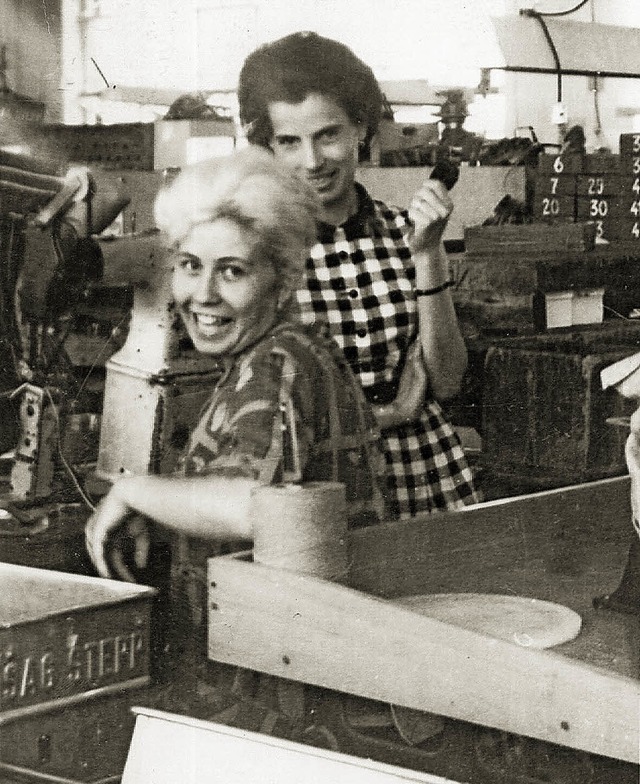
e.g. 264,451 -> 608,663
316,182 -> 385,243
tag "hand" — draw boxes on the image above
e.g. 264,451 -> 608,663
408,180 -> 453,254
374,341 -> 427,430
85,489 -> 149,580
395,340 -> 428,422
626,407 -> 640,536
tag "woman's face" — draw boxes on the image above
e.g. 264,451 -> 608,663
172,218 -> 281,357
267,92 -> 365,222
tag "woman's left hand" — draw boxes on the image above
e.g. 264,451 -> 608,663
374,340 -> 427,430
408,180 -> 453,254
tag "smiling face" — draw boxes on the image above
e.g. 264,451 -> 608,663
267,92 -> 365,226
171,218 -> 281,357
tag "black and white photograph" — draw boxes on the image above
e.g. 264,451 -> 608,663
1,1 -> 639,781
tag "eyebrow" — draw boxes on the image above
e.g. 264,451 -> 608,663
174,251 -> 254,267
274,123 -> 343,141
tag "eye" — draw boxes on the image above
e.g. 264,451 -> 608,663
175,253 -> 202,273
320,126 -> 341,142
273,135 -> 299,150
219,262 -> 247,282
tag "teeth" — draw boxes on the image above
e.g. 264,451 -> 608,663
195,314 -> 229,326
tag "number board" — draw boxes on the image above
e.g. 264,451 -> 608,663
619,133 -> 640,160
575,195 -> 624,242
537,153 -> 584,175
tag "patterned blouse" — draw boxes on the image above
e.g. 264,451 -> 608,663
181,320 -> 387,529
294,183 -> 480,519
171,319 -> 388,631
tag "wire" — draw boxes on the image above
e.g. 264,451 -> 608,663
536,0 -> 590,16
603,305 -> 631,321
44,386 -> 97,511
523,10 -> 563,102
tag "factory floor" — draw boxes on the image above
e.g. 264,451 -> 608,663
0,473 -> 638,783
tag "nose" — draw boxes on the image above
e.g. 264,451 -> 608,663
194,267 -> 221,303
301,138 -> 323,171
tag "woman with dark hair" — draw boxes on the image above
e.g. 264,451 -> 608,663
238,32 -> 480,519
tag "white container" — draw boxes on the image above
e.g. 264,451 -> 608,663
572,288 -> 604,326
544,291 -> 573,329
544,288 -> 604,329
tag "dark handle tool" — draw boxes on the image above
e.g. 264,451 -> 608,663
429,158 -> 459,191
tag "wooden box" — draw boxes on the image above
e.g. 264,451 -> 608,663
481,330 -> 640,483
463,223 -> 596,256
207,478 -> 640,765
0,564 -> 154,721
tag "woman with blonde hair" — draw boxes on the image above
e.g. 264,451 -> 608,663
85,147 -> 386,582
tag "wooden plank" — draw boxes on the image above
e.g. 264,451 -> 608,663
208,552 -> 639,763
122,707 -> 455,784
347,476 -> 632,599
208,478 -> 639,763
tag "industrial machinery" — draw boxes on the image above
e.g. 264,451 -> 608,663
0,148 -> 638,784
0,150 -> 128,504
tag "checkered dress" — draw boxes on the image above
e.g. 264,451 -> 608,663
294,184 -> 480,520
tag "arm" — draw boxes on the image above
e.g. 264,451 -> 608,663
85,472 -> 257,579
626,407 -> 640,538
409,180 -> 467,401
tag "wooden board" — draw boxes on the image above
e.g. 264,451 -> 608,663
122,707 -> 455,784
208,477 -> 640,764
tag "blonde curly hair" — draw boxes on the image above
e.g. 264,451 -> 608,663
154,147 -> 318,297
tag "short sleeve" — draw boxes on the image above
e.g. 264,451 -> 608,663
183,342 -> 314,485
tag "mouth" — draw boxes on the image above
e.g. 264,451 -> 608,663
191,311 -> 234,337
308,170 -> 336,191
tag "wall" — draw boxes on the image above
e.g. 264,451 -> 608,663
501,0 -> 640,151
2,0 -> 62,122
5,0 -> 640,152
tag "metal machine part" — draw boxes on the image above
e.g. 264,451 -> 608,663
194,667 -> 636,784
0,150 -> 129,501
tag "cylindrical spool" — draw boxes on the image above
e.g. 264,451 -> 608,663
250,481 -> 348,581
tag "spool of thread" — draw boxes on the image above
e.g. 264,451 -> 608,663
250,481 -> 348,581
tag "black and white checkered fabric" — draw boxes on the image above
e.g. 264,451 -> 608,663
294,184 -> 480,520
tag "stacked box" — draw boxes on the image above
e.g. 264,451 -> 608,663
533,153 -> 582,221
481,325 -> 640,484
575,169 -> 622,243
617,133 -> 640,243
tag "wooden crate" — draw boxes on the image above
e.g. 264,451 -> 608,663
463,223 -> 596,256
481,330 -> 640,482
0,564 -> 154,720
207,477 -> 640,764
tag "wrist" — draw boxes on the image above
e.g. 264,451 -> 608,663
415,280 -> 453,298
414,248 -> 449,289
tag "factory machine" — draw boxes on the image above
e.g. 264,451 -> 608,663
0,150 -> 638,784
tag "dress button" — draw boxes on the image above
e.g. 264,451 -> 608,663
349,289 -> 359,298
356,328 -> 367,339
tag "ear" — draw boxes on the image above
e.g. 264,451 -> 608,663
276,285 -> 292,312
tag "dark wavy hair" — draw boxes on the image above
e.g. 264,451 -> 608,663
238,32 -> 383,147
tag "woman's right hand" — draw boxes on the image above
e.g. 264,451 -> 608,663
85,488 -> 150,581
